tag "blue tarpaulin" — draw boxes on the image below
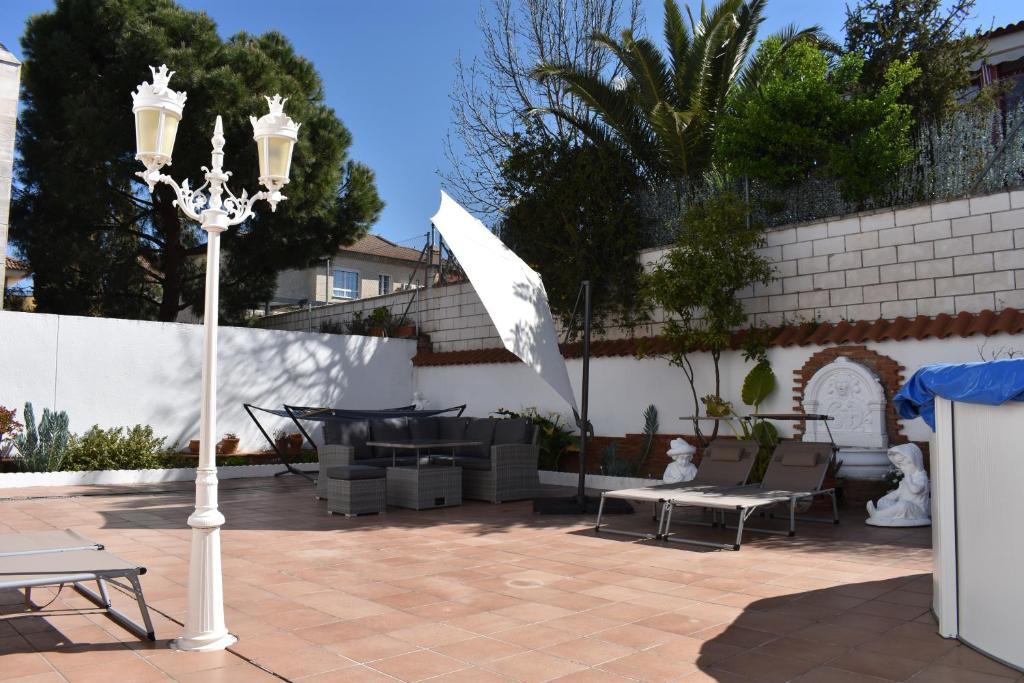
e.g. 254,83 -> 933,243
893,359 -> 1024,430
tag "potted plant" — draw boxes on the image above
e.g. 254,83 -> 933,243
368,306 -> 392,336
218,432 -> 240,455
393,315 -> 416,338
188,439 -> 200,455
273,428 -> 289,453
287,432 -> 304,453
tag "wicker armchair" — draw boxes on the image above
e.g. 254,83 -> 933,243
315,445 -> 355,499
462,429 -> 540,504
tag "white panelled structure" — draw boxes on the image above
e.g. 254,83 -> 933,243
931,396 -> 1024,671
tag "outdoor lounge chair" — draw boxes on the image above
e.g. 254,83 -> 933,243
659,440 -> 838,551
594,439 -> 761,539
0,529 -> 155,640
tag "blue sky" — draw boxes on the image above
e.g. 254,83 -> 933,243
2,0 -> 1021,250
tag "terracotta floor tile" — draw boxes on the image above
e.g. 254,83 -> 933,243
713,650 -> 818,683
540,636 -> 636,666
829,650 -> 930,681
0,652 -> 56,680
253,644 -> 354,679
549,669 -> 634,682
369,649 -> 466,681
427,667 -> 517,683
58,657 -> 167,682
484,650 -> 588,682
326,633 -> 419,662
172,662 -> 282,682
494,624 -> 579,650
793,667 -> 893,683
432,636 -> 526,664
907,663 -> 1018,682
595,623 -> 684,650
599,649 -> 699,682
637,612 -> 718,637
295,665 -> 396,682
937,645 -> 1023,678
389,623 -> 476,648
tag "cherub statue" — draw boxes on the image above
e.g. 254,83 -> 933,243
663,438 -> 697,484
866,443 -> 931,527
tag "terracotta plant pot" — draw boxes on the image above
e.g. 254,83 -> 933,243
394,325 -> 417,338
188,439 -> 200,455
369,327 -> 386,337
287,433 -> 304,453
218,438 -> 240,455
274,438 -> 289,453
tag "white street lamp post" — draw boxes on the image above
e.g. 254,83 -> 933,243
131,65 -> 300,652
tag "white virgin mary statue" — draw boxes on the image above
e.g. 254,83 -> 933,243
866,443 -> 931,527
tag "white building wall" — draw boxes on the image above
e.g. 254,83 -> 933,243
415,333 -> 1014,442
0,311 -> 416,451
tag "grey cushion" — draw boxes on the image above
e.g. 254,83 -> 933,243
409,417 -> 439,441
708,443 -> 744,461
323,420 -> 371,461
493,418 -> 532,445
370,418 -> 410,457
437,416 -> 470,440
356,456 -> 418,468
326,465 -> 385,480
450,456 -> 491,471
456,418 -> 495,458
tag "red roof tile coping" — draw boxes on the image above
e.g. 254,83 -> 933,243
4,256 -> 28,272
342,234 -> 439,265
411,309 -> 1024,367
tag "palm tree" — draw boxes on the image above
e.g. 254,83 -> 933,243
531,0 -> 830,185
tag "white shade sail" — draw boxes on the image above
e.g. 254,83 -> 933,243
431,191 -> 579,414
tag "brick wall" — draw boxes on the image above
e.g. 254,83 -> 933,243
646,189 -> 1024,329
257,281 -> 504,351
260,190 -> 1024,350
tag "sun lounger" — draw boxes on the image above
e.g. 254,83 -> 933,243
659,440 -> 839,550
594,439 -> 760,539
0,530 -> 155,640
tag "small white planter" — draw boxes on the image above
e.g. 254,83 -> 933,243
539,470 -> 659,491
0,463 -> 317,489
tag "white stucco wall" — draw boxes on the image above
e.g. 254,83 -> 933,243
414,333 -> 1017,442
0,311 -> 416,451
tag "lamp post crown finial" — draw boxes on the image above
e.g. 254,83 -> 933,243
266,94 -> 287,114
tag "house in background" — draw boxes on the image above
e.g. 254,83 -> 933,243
271,234 -> 438,311
977,20 -> 1024,109
3,256 -> 32,310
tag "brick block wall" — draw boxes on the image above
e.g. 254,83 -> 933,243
260,190 -> 1024,350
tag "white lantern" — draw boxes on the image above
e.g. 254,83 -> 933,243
250,95 -> 300,198
131,65 -> 187,174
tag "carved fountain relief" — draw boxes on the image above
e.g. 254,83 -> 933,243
802,357 -> 889,479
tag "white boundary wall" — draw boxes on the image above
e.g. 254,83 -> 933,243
414,333 -> 1017,443
0,311 -> 416,452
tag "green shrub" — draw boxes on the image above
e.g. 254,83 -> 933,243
62,425 -> 171,471
15,402 -> 71,472
494,407 -> 577,470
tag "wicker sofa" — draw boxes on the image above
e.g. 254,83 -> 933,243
316,416 -> 540,504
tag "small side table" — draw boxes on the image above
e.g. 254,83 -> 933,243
386,465 -> 462,510
326,465 -> 387,517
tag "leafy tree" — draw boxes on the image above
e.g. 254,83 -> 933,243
844,0 -> 985,125
443,0 -> 642,221
717,38 -> 919,206
531,0 -> 827,186
645,194 -> 774,445
12,0 -> 382,322
497,131 -> 649,334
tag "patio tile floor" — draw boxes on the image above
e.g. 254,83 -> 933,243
0,477 -> 1020,683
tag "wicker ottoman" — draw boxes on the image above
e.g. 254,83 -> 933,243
326,465 -> 386,517
386,465 -> 462,510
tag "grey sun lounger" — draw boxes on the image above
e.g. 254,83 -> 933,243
594,439 -> 760,539
659,440 -> 839,551
0,530 -> 155,640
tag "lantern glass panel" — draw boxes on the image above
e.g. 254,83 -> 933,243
256,136 -> 269,179
159,115 -> 179,157
135,108 -> 161,157
268,136 -> 293,179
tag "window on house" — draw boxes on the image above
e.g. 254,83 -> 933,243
332,269 -> 359,299
378,274 -> 392,295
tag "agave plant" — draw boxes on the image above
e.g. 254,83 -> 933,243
531,0 -> 830,185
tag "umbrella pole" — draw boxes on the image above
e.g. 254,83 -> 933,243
577,280 -> 591,507
533,280 -> 632,516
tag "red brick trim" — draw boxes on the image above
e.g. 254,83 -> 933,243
792,346 -> 907,444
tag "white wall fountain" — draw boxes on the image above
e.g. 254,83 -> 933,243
802,356 -> 890,480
